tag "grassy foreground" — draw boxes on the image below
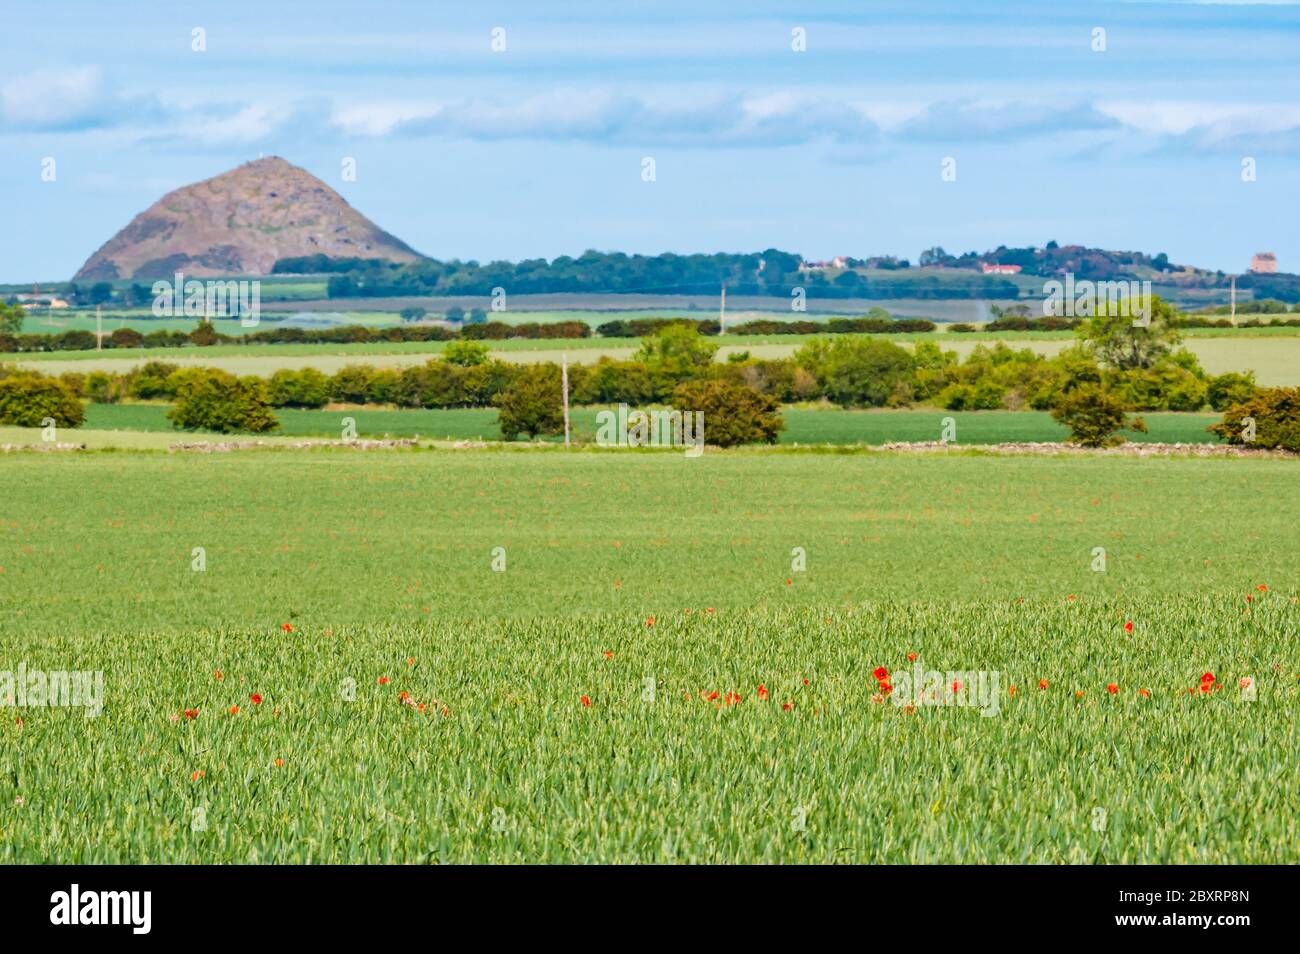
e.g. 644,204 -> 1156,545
1,450 -> 1297,862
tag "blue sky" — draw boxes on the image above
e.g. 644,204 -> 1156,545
2,0 -> 1297,281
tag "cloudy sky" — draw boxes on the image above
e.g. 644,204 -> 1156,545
2,0 -> 1297,281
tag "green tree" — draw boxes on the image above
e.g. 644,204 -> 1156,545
497,363 -> 564,440
794,336 -> 915,407
167,369 -> 278,433
442,339 -> 490,367
1077,294 -> 1181,370
672,379 -> 784,448
1209,387 -> 1300,452
635,323 -> 718,396
0,301 -> 25,335
1050,384 -> 1146,448
0,376 -> 85,428
189,319 -> 220,346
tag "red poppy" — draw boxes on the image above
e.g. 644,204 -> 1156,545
879,682 -> 893,695
398,690 -> 409,701
1124,621 -> 1134,633
213,670 -> 223,681
274,758 -> 284,768
782,702 -> 792,711
1107,683 -> 1119,694
281,623 -> 293,632
873,666 -> 889,682
250,693 -> 262,705
1008,685 -> 1017,696
1257,584 -> 1268,592
1199,682 -> 1214,694
907,653 -> 917,662
191,770 -> 204,782
603,650 -> 613,659
785,578 -> 792,585
184,708 -> 198,720
377,677 -> 390,685
228,705 -> 240,715
756,684 -> 769,701
802,678 -> 809,686
1201,672 -> 1215,685
580,695 -> 591,707
951,680 -> 962,693
1038,679 -> 1049,690
706,691 -> 720,701
645,616 -> 656,627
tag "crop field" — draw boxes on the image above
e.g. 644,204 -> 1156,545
1,449 -> 1297,863
66,402 -> 1224,447
17,330 -> 1300,386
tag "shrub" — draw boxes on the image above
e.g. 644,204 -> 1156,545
189,320 -> 220,346
462,360 -> 517,406
497,364 -> 564,441
85,371 -> 127,404
126,361 -> 182,400
109,327 -> 145,349
671,379 -> 784,448
1050,385 -> 1146,448
0,376 -> 86,427
167,369 -> 278,433
366,369 -> 401,405
267,368 -> 330,408
937,378 -> 1005,411
572,358 -> 658,406
795,336 -> 915,407
329,364 -> 376,404
1207,371 -> 1257,412
1209,387 -> 1300,452
442,339 -> 491,367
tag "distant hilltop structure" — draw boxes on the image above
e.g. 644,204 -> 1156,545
1250,252 -> 1278,274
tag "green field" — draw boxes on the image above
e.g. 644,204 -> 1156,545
64,402 -> 1223,447
1,449 -> 1297,862
17,329 -> 1300,386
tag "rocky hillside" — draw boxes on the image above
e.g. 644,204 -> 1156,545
74,157 -> 422,280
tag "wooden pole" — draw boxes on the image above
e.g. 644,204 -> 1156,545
96,304 -> 102,350
561,352 -> 571,448
1230,275 -> 1237,326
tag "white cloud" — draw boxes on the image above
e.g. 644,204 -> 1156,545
1,66 -> 106,129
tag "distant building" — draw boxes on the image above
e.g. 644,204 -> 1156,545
981,263 -> 1022,275
1250,252 -> 1278,274
14,293 -> 69,309
800,256 -> 851,271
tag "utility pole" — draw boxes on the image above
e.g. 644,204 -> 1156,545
561,352 -> 571,448
719,284 -> 726,333
96,304 -> 102,350
1230,274 -> 1237,326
